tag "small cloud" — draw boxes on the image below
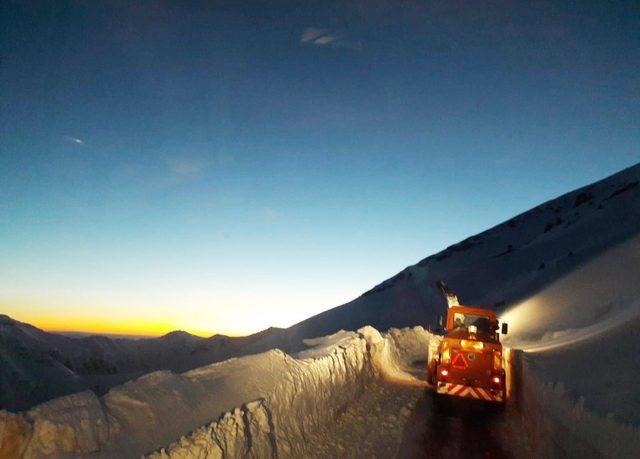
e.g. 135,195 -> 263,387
300,27 -> 361,50
301,27 -> 327,43
64,135 -> 84,145
314,34 -> 340,45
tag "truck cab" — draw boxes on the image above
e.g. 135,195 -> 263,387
428,304 -> 508,403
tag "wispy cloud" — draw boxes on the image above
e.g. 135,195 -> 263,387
64,135 -> 84,146
300,27 -> 361,50
301,27 -> 328,43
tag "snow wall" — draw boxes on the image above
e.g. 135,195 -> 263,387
0,326 -> 430,458
501,350 -> 640,459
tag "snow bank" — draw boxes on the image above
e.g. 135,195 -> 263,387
513,356 -> 640,458
0,326 -> 431,458
149,326 -> 429,458
359,326 -> 431,388
146,398 -> 275,458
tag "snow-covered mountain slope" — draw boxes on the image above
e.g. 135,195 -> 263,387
0,326 -> 430,458
286,163 -> 640,344
0,315 -> 287,411
2,163 -> 639,415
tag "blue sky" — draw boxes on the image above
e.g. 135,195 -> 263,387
1,1 -> 638,335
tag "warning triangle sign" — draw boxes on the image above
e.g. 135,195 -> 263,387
452,352 -> 468,370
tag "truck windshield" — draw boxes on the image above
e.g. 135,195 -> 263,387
450,312 -> 494,339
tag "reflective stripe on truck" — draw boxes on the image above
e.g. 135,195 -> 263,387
437,382 -> 503,402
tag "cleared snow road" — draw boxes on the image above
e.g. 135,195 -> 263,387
303,357 -> 523,458
397,354 -> 526,459
396,351 -> 607,459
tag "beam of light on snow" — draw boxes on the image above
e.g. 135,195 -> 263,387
500,236 -> 640,353
513,301 -> 640,353
500,297 -> 640,353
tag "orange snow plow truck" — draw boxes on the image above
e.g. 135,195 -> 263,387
428,281 -> 508,404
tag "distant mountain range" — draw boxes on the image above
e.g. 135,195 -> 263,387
0,314 -> 288,411
2,162 -> 639,412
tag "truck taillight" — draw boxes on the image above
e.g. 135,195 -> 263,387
492,376 -> 501,384
493,352 -> 502,370
440,368 -> 449,378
